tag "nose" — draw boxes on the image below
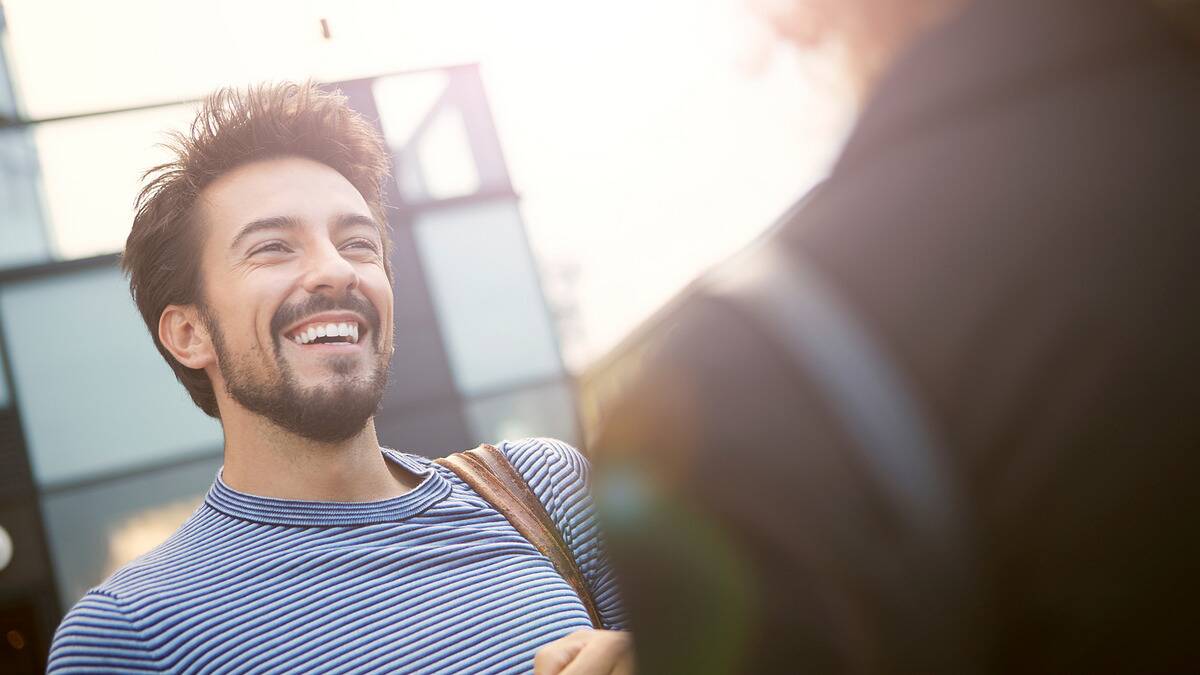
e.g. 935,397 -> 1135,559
301,239 -> 358,296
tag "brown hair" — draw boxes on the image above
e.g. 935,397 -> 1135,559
1152,0 -> 1200,45
122,82 -> 392,418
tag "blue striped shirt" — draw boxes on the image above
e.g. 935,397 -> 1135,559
47,438 -> 627,674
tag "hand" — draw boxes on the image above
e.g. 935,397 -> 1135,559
533,629 -> 635,675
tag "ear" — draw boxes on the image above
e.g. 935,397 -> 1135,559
158,305 -> 217,370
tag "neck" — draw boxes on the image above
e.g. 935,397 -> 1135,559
218,410 -> 422,502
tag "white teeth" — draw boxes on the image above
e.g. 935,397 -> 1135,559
291,320 -> 362,345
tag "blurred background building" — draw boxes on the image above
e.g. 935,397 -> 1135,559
0,0 -> 849,670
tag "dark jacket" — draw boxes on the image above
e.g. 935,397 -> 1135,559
592,1 -> 1200,672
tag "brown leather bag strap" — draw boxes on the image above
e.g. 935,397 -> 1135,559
434,444 -> 604,629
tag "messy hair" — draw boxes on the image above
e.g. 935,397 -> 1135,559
122,82 -> 392,418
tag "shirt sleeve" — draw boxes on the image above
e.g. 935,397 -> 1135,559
501,437 -> 630,631
47,590 -> 160,673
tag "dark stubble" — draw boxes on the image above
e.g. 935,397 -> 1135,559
201,293 -> 390,443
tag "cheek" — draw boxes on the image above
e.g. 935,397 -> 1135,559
236,314 -> 269,353
363,273 -> 393,317
216,305 -> 273,358
247,281 -> 294,346
367,285 -> 394,345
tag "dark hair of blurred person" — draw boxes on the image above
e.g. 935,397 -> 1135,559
590,0 -> 1199,672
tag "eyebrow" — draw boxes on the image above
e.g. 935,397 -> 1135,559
230,215 -> 300,252
230,213 -> 383,251
333,213 -> 384,237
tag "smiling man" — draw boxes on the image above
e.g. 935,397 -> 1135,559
46,83 -> 629,674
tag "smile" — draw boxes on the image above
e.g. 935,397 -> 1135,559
287,320 -> 362,345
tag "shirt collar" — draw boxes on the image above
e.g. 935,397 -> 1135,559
204,448 -> 453,527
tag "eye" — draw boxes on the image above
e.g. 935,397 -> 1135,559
250,241 -> 291,255
342,238 -> 380,252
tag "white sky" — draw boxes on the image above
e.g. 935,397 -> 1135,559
3,0 -> 852,371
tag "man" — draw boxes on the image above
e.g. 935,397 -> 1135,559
592,0 -> 1199,672
47,83 -> 631,674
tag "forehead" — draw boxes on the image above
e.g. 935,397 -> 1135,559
197,155 -> 374,241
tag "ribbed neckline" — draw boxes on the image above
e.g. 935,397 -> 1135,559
204,449 -> 453,527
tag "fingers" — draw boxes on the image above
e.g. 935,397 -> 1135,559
533,630 -> 593,675
609,648 -> 636,675
533,629 -> 636,675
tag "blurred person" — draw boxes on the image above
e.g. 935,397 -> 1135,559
46,83 -> 631,674
591,0 -> 1199,672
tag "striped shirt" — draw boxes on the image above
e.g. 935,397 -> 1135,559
47,438 -> 627,674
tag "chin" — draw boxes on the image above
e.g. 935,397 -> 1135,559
272,386 -> 384,443
226,367 -> 389,443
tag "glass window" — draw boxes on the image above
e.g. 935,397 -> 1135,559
464,378 -> 579,448
412,200 -> 564,396
415,106 -> 481,200
0,7 -> 19,118
33,103 -> 196,260
376,399 -> 474,460
40,456 -> 220,611
0,127 -> 49,269
373,71 -> 449,150
374,72 -> 482,203
0,265 -> 222,488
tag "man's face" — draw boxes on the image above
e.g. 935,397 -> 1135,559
195,155 -> 394,442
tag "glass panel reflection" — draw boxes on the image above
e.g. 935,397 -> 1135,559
40,456 -> 220,612
32,103 -> 196,260
373,71 -> 448,150
413,201 -> 563,396
0,127 -> 50,270
415,106 -> 481,200
0,265 -> 222,488
464,378 -> 579,449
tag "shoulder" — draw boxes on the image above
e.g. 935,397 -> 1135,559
492,437 -> 594,547
495,437 -> 595,520
594,269 -> 800,446
55,588 -> 137,627
433,438 -> 595,528
605,239 -> 801,408
430,437 -> 592,500
49,504 -> 217,670
88,503 -> 210,598
49,590 -> 152,672
498,437 -> 592,489
495,438 -> 629,629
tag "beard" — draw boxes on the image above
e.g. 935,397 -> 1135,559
201,295 -> 390,443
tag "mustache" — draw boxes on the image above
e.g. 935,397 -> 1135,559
270,293 -> 382,344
